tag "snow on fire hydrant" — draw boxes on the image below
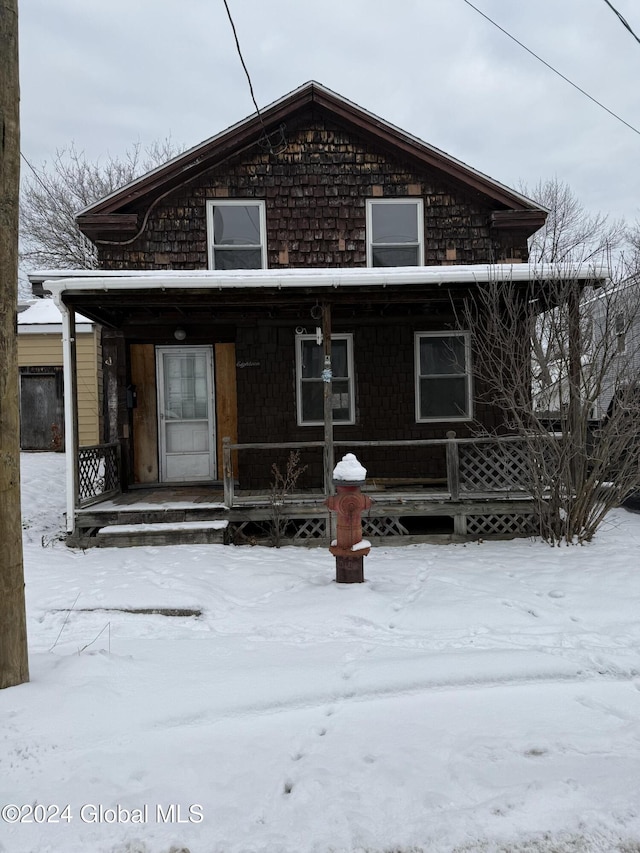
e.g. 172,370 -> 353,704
326,453 -> 372,584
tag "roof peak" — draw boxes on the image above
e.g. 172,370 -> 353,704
76,81 -> 545,232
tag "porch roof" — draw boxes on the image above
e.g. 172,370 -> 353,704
33,264 -> 608,329
37,262 -> 607,298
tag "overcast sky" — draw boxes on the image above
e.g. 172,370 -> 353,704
18,0 -> 640,225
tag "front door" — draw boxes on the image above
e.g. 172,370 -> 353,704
156,346 -> 215,482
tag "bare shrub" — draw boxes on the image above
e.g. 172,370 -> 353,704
464,265 -> 640,544
269,450 -> 307,547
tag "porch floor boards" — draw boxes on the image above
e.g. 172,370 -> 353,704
73,483 -> 536,548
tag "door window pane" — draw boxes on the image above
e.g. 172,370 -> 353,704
163,354 -> 208,421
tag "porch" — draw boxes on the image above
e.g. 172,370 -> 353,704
71,433 -> 542,547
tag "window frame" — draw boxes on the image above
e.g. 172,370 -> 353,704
615,311 -> 626,354
206,199 -> 267,270
366,198 -> 424,268
295,333 -> 355,427
414,331 -> 473,423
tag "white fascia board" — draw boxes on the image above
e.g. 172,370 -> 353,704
40,264 -> 609,299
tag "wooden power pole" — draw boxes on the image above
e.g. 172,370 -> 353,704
0,0 -> 29,689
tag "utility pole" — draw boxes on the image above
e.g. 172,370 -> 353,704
0,0 -> 29,689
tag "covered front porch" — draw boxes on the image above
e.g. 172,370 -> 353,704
71,433 -> 541,547
34,265 -> 590,548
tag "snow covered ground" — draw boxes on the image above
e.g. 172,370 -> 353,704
3,453 -> 640,853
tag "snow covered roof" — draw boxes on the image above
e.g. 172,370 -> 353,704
17,299 -> 94,332
34,263 -> 609,300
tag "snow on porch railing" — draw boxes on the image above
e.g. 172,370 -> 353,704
221,433 -> 553,507
77,443 -> 121,507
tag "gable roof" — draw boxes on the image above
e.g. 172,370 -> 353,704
76,81 -> 545,240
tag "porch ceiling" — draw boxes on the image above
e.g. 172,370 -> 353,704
57,283 -> 470,329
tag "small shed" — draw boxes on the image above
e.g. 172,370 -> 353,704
17,299 -> 102,450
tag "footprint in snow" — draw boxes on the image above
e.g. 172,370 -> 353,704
548,589 -> 566,599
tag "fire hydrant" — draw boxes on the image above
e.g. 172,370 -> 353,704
326,453 -> 372,584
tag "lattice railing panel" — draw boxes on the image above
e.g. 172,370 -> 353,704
293,518 -> 327,540
362,516 -> 410,537
77,444 -> 120,506
459,441 -> 530,493
466,514 -> 536,537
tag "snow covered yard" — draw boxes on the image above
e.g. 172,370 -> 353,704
3,454 -> 640,853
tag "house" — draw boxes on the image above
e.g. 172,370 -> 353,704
32,81 -> 604,547
531,277 -> 640,423
17,299 -> 101,451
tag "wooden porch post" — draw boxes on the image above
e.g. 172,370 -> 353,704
60,303 -> 79,528
322,302 -> 334,496
567,281 -> 585,496
446,430 -> 460,500
223,436 -> 235,507
70,310 -> 79,506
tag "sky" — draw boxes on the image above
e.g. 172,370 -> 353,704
18,0 -> 640,227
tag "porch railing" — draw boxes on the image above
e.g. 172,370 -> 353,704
221,433 -> 542,508
77,443 -> 121,507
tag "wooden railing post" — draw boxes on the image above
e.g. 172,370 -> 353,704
223,437 -> 234,508
322,301 -> 335,497
446,430 -> 460,500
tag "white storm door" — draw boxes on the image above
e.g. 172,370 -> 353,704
157,346 -> 215,482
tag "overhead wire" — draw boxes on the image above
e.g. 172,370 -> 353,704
220,0 -> 287,153
20,151 -> 66,210
461,0 -> 640,139
221,0 -> 266,132
601,0 -> 640,46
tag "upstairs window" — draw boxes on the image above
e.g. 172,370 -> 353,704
367,199 -> 424,267
415,332 -> 472,422
206,200 -> 266,270
296,334 -> 355,426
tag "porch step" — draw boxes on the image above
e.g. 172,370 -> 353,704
95,519 -> 229,548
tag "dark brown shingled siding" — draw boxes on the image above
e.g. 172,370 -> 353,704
97,114 -> 527,269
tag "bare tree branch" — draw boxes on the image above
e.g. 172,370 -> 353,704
520,178 -> 626,265
464,266 -> 640,544
19,139 -> 183,270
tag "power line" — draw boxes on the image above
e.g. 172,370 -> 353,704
461,0 -> 640,139
602,0 -> 640,46
20,151 -> 65,210
220,0 -> 287,154
221,0 -> 266,132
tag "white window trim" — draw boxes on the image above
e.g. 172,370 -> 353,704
296,333 -> 355,426
205,199 -> 267,270
414,331 -> 473,423
366,198 -> 424,267
615,312 -> 627,354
